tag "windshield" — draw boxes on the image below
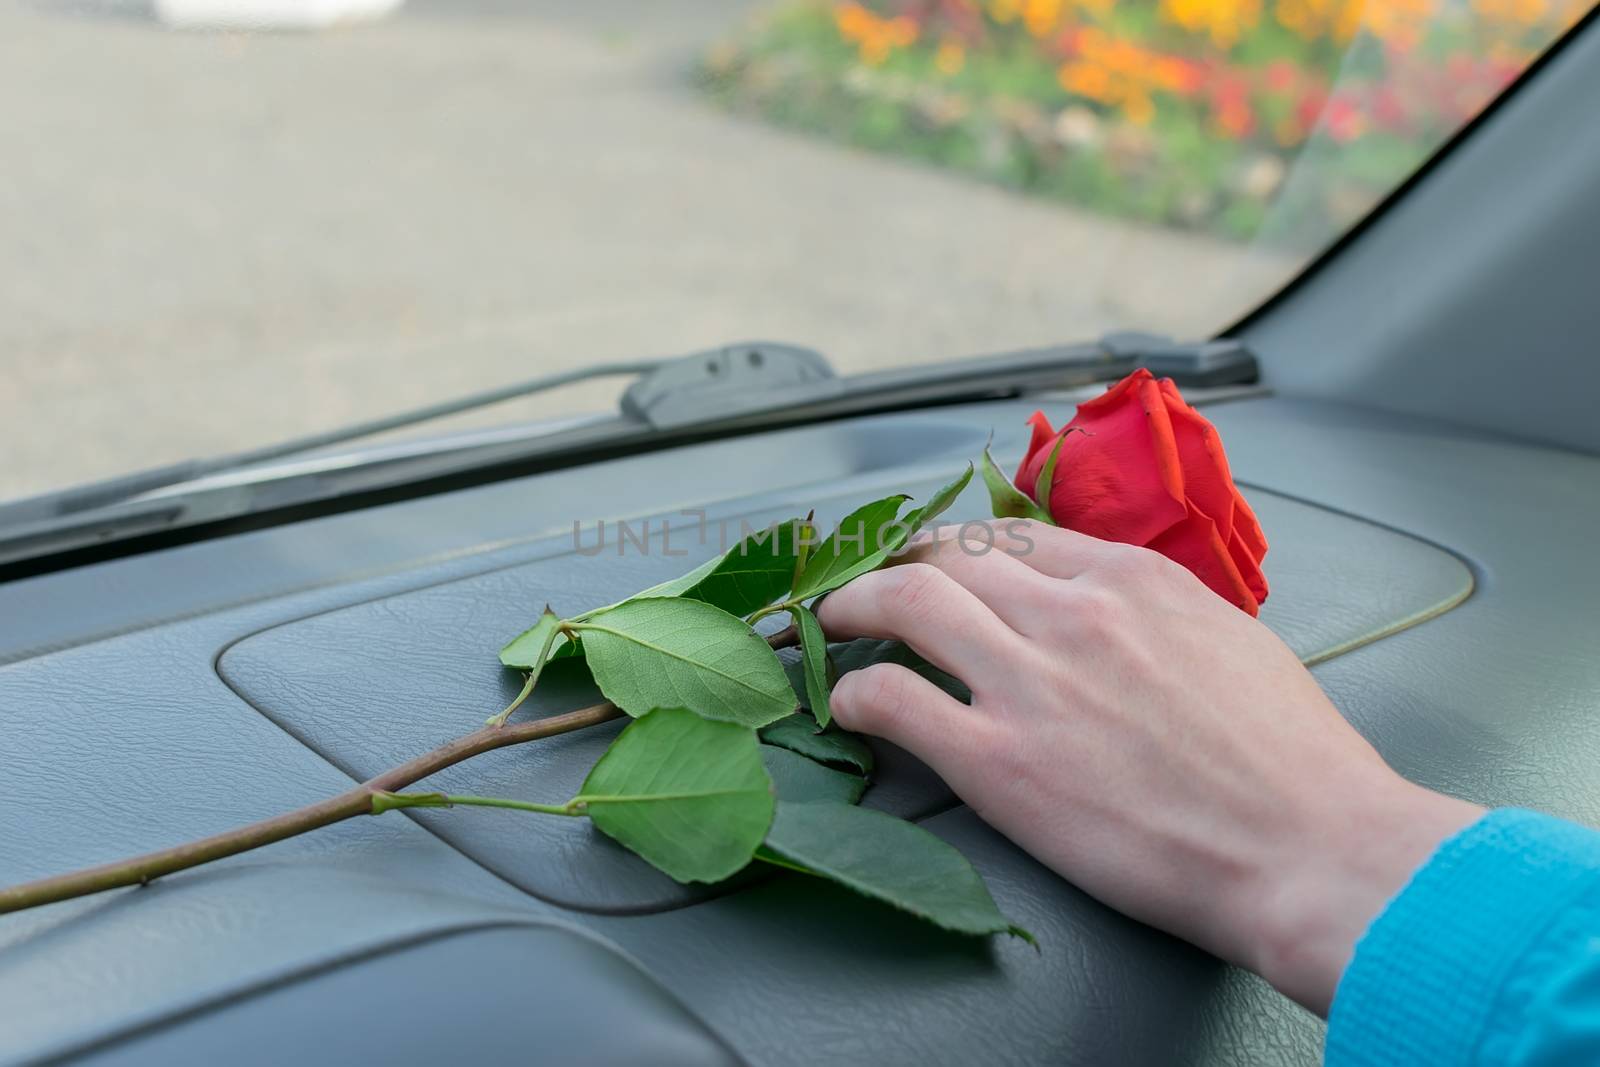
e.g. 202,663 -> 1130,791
2,0 -> 1587,503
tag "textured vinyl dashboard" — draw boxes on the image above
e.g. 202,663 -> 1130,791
217,485 -> 1468,913
2,392 -> 1597,1066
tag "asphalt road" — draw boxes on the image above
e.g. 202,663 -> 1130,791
1,0 -> 1291,501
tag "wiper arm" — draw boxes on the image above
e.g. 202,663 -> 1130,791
618,331 -> 1255,431
0,334 -> 1256,571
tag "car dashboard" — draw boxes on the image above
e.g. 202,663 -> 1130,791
3,385 -> 1598,1066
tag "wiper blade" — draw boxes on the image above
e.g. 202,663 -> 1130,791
3,359 -> 665,527
0,334 -> 1256,571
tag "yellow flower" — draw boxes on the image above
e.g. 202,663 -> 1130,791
989,0 -> 1024,23
1472,0 -> 1551,25
1162,0 -> 1261,47
1122,92 -> 1156,124
935,39 -> 967,75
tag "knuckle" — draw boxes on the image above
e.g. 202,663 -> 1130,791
994,518 -> 1042,555
982,731 -> 1028,791
1097,540 -> 1152,574
884,562 -> 951,624
1062,583 -> 1125,636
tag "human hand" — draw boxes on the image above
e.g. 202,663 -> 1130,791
814,521 -> 1483,1014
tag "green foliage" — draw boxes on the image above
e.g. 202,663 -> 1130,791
573,597 -> 795,728
791,464 -> 974,601
893,464 -> 974,547
578,708 -> 776,883
980,446 -> 1053,523
499,606 -> 564,669
1032,433 -> 1070,512
477,465 -> 1025,941
789,602 -> 835,728
759,713 -> 875,774
791,494 -> 910,600
696,1 -> 1558,245
761,745 -> 867,805
641,518 -> 813,616
758,802 -> 1029,940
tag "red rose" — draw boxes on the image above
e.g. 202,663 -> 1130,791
1015,369 -> 1269,615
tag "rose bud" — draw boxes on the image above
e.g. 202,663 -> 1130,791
1016,368 -> 1269,615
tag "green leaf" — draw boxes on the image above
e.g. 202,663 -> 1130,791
791,509 -> 816,590
577,518 -> 809,624
1032,433 -> 1069,511
491,607 -> 570,725
789,467 -> 976,603
757,802 -> 1029,940
761,745 -> 866,805
573,597 -> 795,727
650,518 -> 811,617
759,713 -> 874,775
499,607 -> 564,669
577,707 -> 775,883
980,446 -> 1053,524
887,463 -> 975,552
792,494 -> 910,600
635,553 -> 723,601
789,602 -> 834,728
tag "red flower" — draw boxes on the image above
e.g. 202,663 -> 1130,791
1324,95 -> 1366,143
1264,59 -> 1298,93
1014,369 -> 1269,615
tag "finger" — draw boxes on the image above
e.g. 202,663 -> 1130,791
893,535 -> 1059,638
831,663 -> 991,773
815,562 -> 1026,684
921,518 -> 1117,580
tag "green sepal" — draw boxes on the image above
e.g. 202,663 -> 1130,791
980,445 -> 1053,524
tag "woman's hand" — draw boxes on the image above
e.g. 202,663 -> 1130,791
815,521 -> 1483,1015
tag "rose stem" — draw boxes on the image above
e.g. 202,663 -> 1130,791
0,626 -> 799,915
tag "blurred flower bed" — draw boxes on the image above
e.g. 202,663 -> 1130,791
699,0 -> 1589,242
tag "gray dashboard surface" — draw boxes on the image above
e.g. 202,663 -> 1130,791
217,486 -> 1468,913
2,392 -> 1596,1066
72,926 -> 743,1067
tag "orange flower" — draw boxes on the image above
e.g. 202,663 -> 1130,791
833,2 -> 920,65
1023,0 -> 1064,37
1056,31 -> 1199,124
1059,60 -> 1114,100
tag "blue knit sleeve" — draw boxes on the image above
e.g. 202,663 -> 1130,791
1325,808 -> 1600,1067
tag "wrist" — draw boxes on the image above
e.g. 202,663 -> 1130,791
1242,772 -> 1485,1015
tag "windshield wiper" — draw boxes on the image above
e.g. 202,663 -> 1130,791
2,359 -> 665,527
0,333 -> 1256,571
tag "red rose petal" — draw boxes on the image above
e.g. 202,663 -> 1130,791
1011,370 -> 1269,614
1158,378 -> 1238,544
1227,526 -> 1270,605
1033,372 -> 1187,546
1147,503 -> 1259,616
1014,410 -> 1060,500
1231,489 -> 1269,564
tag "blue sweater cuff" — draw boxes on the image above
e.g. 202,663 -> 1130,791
1325,808 -> 1600,1067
